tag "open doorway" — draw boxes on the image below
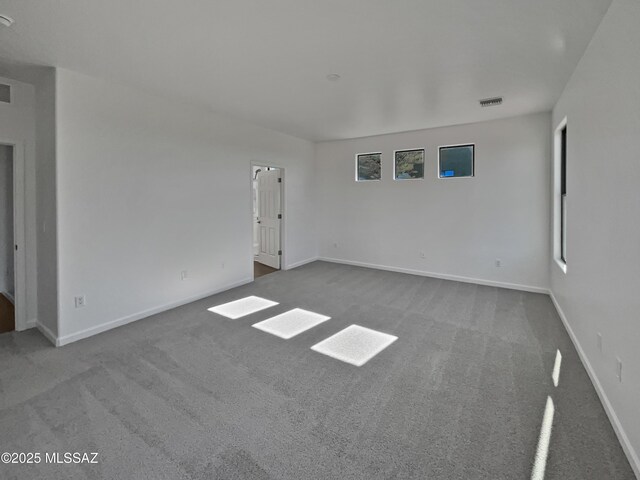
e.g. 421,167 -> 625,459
252,165 -> 283,279
0,144 -> 15,333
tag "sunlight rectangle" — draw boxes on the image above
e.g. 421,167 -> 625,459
207,296 -> 278,319
311,325 -> 397,367
552,350 -> 562,387
252,308 -> 331,339
531,396 -> 555,480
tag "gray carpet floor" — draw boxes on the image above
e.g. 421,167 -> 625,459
0,261 -> 635,479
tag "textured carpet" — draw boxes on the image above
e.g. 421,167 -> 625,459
0,261 -> 635,479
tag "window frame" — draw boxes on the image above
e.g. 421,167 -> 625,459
355,152 -> 382,182
393,148 -> 425,181
437,143 -> 475,179
553,117 -> 568,272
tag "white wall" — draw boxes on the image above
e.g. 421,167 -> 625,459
550,0 -> 640,474
315,112 -> 551,291
35,68 -> 58,339
0,74 -> 38,328
0,145 -> 13,295
55,68 -> 316,343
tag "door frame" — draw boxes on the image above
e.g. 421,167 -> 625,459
250,162 -> 285,279
0,138 -> 27,331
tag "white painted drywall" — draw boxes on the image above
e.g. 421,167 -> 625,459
315,112 -> 551,291
0,75 -> 38,328
551,0 -> 640,473
55,68 -> 316,342
0,145 -> 13,295
0,0 -> 612,141
35,68 -> 59,339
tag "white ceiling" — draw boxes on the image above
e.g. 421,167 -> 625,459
0,0 -> 612,141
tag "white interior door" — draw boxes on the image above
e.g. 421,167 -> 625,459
1,140 -> 26,331
256,169 -> 281,269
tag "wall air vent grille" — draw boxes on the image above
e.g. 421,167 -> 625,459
479,96 -> 503,107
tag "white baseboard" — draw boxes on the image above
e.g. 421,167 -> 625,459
549,292 -> 640,479
318,257 -> 549,294
285,256 -> 319,270
55,277 -> 253,347
37,321 -> 58,346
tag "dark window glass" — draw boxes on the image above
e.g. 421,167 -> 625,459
439,145 -> 474,178
394,149 -> 424,180
560,126 -> 567,263
356,153 -> 382,181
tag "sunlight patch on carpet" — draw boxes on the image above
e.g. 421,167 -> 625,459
310,325 -> 397,366
208,296 -> 278,319
252,308 -> 330,339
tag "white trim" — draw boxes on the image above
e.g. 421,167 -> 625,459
284,256 -> 318,270
54,278 -> 253,347
437,143 -> 475,179
553,117 -> 568,268
36,321 -> 57,346
554,257 -> 567,274
25,318 -> 36,329
355,152 -> 382,182
0,139 -> 27,331
549,292 -> 640,478
2,291 -> 14,304
318,257 -> 549,294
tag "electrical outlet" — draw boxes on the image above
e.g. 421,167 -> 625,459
74,296 -> 86,308
181,270 -> 188,280
419,252 -> 426,259
495,259 -> 502,268
616,358 -> 623,382
597,333 -> 602,353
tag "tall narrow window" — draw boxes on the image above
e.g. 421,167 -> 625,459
560,126 -> 567,263
554,118 -> 568,271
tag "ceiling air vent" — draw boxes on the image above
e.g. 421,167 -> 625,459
479,96 -> 503,107
0,83 -> 10,103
